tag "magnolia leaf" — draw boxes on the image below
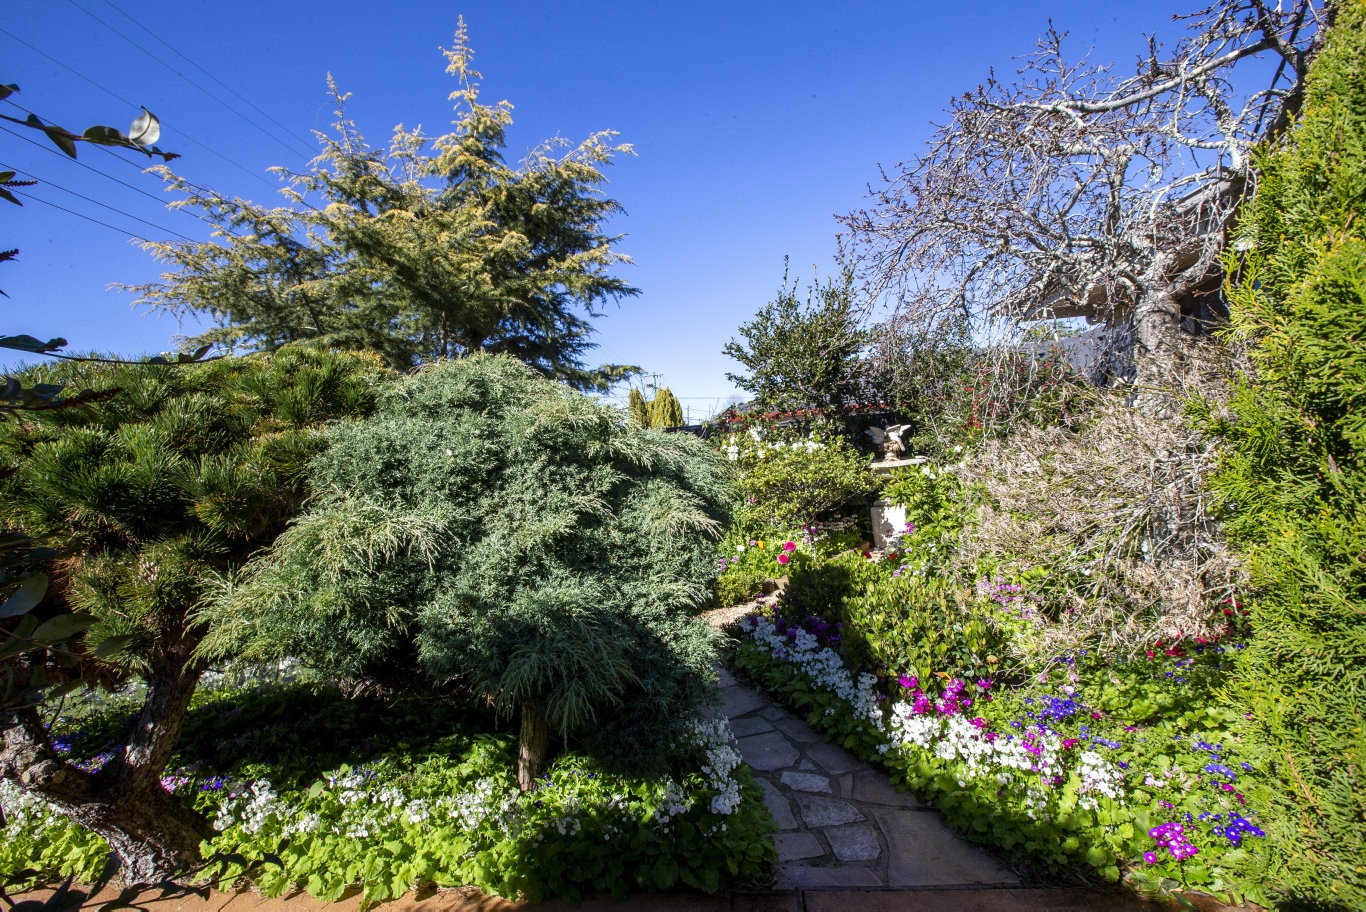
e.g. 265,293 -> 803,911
0,170 -> 13,183
82,125 -> 128,145
128,108 -> 161,147
0,334 -> 68,354
0,188 -> 20,207
42,125 -> 78,159
0,573 -> 47,619
0,84 -> 17,101
31,612 -> 95,646
92,634 -> 134,660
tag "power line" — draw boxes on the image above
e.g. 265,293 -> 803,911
61,0 -> 318,161
10,189 -> 158,244
1,120 -> 178,209
0,25 -> 292,194
1,120 -> 265,247
98,0 -> 320,160
3,162 -> 195,242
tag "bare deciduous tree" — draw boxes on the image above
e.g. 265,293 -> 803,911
842,0 -> 1335,379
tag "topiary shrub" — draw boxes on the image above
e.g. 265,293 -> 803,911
213,354 -> 734,788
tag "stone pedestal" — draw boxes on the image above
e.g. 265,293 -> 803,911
870,499 -> 907,551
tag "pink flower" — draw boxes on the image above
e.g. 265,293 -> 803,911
777,552 -> 790,565
782,540 -> 797,552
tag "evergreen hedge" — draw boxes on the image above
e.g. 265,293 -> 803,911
1208,2 -> 1366,905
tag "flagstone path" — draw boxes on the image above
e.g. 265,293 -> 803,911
697,603 -> 1159,910
715,663 -> 1020,891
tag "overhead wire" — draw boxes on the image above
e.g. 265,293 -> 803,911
97,0 -> 320,160
0,25 -> 296,195
3,161 -> 196,242
60,0 -> 318,161
9,188 -> 159,245
0,119 -> 250,242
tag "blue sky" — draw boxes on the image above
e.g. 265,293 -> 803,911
4,1 -> 1196,421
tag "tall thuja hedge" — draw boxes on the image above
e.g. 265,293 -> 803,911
214,354 -> 732,788
1209,2 -> 1366,905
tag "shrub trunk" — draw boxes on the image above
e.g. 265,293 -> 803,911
517,700 -> 551,791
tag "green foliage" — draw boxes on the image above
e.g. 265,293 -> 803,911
1204,3 -> 1366,904
3,682 -> 776,904
782,552 -> 1003,684
126,23 -> 638,391
723,425 -> 877,529
0,348 -> 384,683
216,353 -> 733,772
882,463 -> 971,576
723,260 -> 871,416
647,386 -> 683,429
627,387 -> 648,428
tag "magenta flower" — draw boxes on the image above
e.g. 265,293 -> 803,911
1143,851 -> 1158,864
777,552 -> 790,565
782,540 -> 797,552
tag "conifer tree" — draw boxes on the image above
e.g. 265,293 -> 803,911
211,354 -> 731,789
127,20 -> 639,392
648,386 -> 684,428
0,349 -> 384,882
1207,2 -> 1366,903
627,386 -> 648,428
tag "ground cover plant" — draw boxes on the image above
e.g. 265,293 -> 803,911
1,680 -> 775,905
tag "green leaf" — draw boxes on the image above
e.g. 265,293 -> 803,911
0,334 -> 68,354
43,125 -> 78,158
0,573 -> 47,619
82,125 -> 128,145
31,612 -> 95,646
92,634 -> 134,660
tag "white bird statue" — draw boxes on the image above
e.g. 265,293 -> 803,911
865,424 -> 912,460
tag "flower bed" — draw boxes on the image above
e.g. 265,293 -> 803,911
733,608 -> 1271,907
1,684 -> 775,905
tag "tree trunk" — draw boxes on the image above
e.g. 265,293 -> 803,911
516,700 -> 551,792
0,652 -> 212,884
57,775 -> 215,884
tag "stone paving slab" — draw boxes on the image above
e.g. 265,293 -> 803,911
717,659 -> 1022,893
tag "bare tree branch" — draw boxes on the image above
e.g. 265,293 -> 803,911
843,0 -> 1334,379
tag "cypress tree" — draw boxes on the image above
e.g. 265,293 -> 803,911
627,387 -> 648,428
1207,2 -> 1366,903
648,386 -> 684,428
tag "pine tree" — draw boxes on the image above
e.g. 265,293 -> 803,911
126,20 -> 639,392
627,387 -> 648,428
1207,2 -> 1366,903
0,348 -> 384,881
648,386 -> 684,428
